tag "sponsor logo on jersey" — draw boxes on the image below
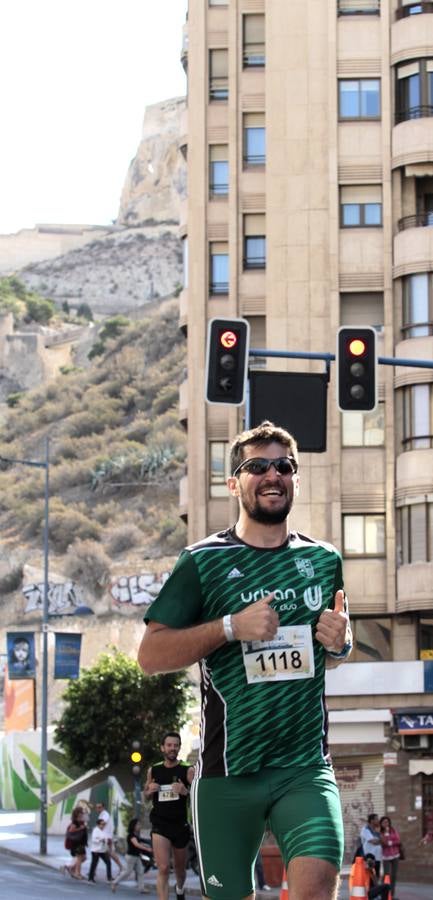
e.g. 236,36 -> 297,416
240,587 -> 296,604
207,875 -> 223,887
295,557 -> 315,578
303,585 -> 323,611
227,567 -> 244,579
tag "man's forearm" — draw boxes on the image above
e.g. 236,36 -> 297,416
138,619 -> 226,674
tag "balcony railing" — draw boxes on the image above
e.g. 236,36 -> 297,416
243,154 -> 266,166
396,2 -> 433,18
338,0 -> 380,13
209,282 -> 229,295
243,257 -> 266,270
209,78 -> 228,101
243,43 -> 265,68
209,184 -> 228,197
397,212 -> 433,230
395,105 -> 433,124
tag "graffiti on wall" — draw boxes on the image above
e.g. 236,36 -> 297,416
111,572 -> 170,607
22,582 -> 93,616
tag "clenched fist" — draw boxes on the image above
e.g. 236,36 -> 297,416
231,593 -> 279,641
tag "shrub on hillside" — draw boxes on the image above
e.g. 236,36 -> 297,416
24,295 -> 55,324
0,565 -> 23,594
64,539 -> 111,595
48,503 -> 102,553
151,385 -> 179,417
106,523 -> 143,556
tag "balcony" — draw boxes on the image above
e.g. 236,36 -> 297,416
326,659 -> 429,697
392,7 -> 433,64
397,562 -> 433,611
397,211 -> 433,230
393,222 -> 433,276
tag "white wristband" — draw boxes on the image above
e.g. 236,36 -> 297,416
223,614 -> 235,642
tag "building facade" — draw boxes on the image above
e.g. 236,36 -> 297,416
179,0 -> 433,876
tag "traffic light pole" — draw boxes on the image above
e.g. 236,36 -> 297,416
248,347 -> 433,370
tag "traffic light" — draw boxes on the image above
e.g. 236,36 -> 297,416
336,326 -> 377,412
130,740 -> 142,777
205,317 -> 250,405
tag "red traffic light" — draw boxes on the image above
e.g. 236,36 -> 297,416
220,329 -> 238,350
348,338 -> 366,357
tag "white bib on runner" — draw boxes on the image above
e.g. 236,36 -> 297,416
158,784 -> 179,802
241,625 -> 315,684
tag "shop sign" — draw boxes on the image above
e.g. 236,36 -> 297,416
383,752 -> 398,766
395,712 -> 433,734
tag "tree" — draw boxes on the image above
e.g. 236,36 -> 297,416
54,649 -> 192,772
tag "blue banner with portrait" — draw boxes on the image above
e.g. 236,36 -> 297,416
7,631 -> 36,679
54,633 -> 82,679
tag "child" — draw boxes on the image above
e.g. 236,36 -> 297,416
88,817 -> 112,883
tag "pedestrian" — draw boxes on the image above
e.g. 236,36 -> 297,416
360,814 -> 382,878
94,801 -> 124,876
380,815 -> 401,898
138,420 -> 353,900
88,817 -> 112,884
61,805 -> 88,880
111,817 -> 150,894
363,854 -> 391,899
255,850 -> 271,892
144,731 -> 194,900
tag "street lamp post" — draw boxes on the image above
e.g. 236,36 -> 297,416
0,437 -> 50,854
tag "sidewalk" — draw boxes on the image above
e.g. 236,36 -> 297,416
1,812 -> 431,898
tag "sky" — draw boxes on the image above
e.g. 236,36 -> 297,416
0,0 -> 188,235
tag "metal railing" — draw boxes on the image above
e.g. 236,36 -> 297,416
395,105 -> 433,124
209,282 -> 229,295
243,257 -> 266,270
243,154 -> 266,166
209,78 -> 228,101
397,212 -> 433,231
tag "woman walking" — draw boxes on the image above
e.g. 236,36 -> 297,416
380,815 -> 401,899
61,806 -> 88,880
111,818 -> 149,894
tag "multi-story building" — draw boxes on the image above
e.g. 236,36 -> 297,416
179,0 -> 433,877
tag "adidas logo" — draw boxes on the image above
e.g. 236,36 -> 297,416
207,875 -> 223,887
227,567 -> 244,579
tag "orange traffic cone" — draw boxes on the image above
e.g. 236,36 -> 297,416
279,866 -> 289,900
349,856 -> 367,899
383,873 -> 393,899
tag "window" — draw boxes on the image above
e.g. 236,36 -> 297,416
396,2 -> 433,19
338,0 -> 380,12
243,14 -> 265,68
396,59 -> 433,123
209,49 -> 228,101
209,442 -> 230,497
342,403 -> 385,446
244,214 -> 266,269
349,618 -> 391,663
243,113 -> 265,166
397,502 -> 433,564
340,186 -> 382,227
419,616 -> 433,658
209,145 -> 228,197
182,236 -> 188,290
339,79 -> 380,119
400,383 -> 433,449
343,514 -> 385,555
403,273 -> 433,337
209,243 -> 229,294
340,291 -> 384,330
209,0 -> 227,5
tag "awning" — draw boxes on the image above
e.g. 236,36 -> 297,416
409,759 -> 433,777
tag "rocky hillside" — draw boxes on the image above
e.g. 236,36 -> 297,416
17,97 -> 187,318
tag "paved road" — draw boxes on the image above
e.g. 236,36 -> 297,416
0,854 -> 159,898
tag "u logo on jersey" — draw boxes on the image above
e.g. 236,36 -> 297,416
303,585 -> 322,611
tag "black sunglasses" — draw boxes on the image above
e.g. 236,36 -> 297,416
232,456 -> 298,478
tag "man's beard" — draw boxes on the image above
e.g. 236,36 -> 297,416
240,489 -> 292,524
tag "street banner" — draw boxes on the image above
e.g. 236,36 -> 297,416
6,632 -> 36,679
54,632 -> 82,679
4,667 -> 36,731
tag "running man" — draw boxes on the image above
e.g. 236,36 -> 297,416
139,421 -> 352,900
144,731 -> 194,900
